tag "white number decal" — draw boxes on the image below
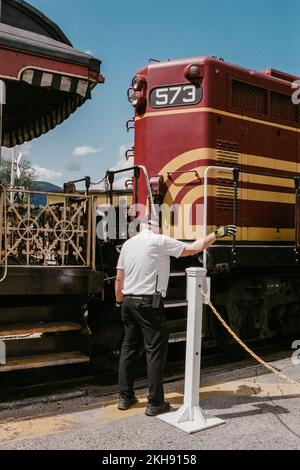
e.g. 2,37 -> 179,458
155,88 -> 168,105
151,84 -> 201,107
169,86 -> 182,104
182,85 -> 196,103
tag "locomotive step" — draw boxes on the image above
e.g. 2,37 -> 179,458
164,300 -> 188,309
168,331 -> 187,343
0,351 -> 90,373
167,318 -> 187,332
0,321 -> 82,340
169,272 -> 186,277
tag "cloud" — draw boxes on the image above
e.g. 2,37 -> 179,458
90,144 -> 133,190
1,142 -> 32,160
113,176 -> 133,190
110,147 -> 133,188
18,142 -> 31,156
65,161 -> 82,172
73,145 -> 103,156
112,144 -> 135,185
0,147 -> 11,160
95,145 -> 133,190
32,164 -> 63,182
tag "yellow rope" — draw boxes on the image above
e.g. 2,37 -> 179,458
199,286 -> 300,390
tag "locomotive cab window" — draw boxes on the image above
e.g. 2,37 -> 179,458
150,83 -> 202,108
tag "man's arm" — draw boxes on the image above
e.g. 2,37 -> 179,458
115,269 -> 125,303
180,225 -> 237,257
180,232 -> 216,257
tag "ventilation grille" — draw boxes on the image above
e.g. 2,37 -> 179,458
215,140 -> 239,210
270,91 -> 298,123
232,79 -> 268,115
215,181 -> 237,210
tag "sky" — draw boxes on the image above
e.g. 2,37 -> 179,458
3,0 -> 300,188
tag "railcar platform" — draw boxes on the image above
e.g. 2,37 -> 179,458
0,353 -> 300,450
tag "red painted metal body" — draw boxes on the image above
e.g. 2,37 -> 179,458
133,57 -> 300,242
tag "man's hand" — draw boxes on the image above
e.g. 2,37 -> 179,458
214,225 -> 237,239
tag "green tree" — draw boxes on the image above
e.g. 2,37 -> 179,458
0,157 -> 37,190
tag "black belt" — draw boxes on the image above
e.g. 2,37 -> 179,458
125,294 -> 153,300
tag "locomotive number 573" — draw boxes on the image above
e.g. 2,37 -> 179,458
150,83 -> 202,108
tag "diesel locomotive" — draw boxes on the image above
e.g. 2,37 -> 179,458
120,56 -> 300,345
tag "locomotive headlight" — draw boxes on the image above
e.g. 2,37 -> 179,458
132,75 -> 147,91
131,91 -> 146,109
184,64 -> 204,81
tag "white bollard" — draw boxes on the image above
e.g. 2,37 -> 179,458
0,340 -> 6,365
158,267 -> 225,434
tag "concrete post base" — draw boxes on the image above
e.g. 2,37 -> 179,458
158,405 -> 225,434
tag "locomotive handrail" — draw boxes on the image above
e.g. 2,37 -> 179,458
106,165 -> 157,217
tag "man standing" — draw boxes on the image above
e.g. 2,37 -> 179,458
115,217 -> 236,416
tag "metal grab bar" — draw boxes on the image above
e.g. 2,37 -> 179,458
106,165 -> 157,218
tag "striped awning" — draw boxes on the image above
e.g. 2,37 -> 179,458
21,69 -> 93,99
3,94 -> 86,148
0,22 -> 104,148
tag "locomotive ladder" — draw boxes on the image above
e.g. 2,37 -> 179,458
164,271 -> 189,343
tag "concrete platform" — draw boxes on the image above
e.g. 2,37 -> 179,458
0,355 -> 300,450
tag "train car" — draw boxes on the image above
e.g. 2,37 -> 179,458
119,56 -> 300,346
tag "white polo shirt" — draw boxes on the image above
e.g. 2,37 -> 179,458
117,229 -> 186,297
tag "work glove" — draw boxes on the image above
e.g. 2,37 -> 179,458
214,225 -> 237,239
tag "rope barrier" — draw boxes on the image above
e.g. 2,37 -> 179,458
199,285 -> 300,390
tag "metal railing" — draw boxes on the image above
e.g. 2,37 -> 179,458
0,188 -> 95,268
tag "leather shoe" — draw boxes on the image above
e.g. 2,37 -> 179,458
118,396 -> 138,410
145,401 -> 171,416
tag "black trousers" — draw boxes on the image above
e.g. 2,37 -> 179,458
118,297 -> 169,405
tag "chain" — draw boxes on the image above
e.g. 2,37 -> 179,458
199,286 -> 300,390
90,176 -> 108,187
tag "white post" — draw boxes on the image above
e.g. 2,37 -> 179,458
0,79 -> 6,172
10,147 -> 16,203
0,339 -> 6,365
158,267 -> 225,434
